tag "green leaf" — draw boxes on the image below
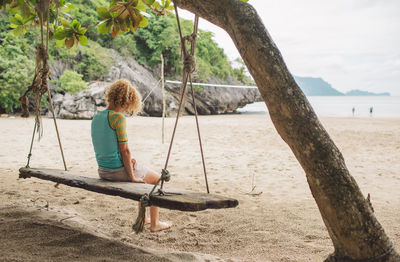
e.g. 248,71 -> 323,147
78,27 -> 87,35
109,1 -> 117,8
71,19 -> 79,29
136,0 -> 147,11
14,14 -> 24,23
241,0 -> 249,2
60,18 -> 70,28
153,2 -> 161,9
110,10 -> 120,18
10,16 -> 21,25
9,7 -> 19,13
97,21 -> 111,34
97,6 -> 111,19
20,1 -> 32,19
64,2 -> 74,11
9,23 -> 18,29
23,15 -> 34,24
109,4 -> 122,13
139,16 -> 148,27
143,0 -> 155,5
13,26 -> 24,36
54,29 -> 68,40
56,39 -> 65,47
79,35 -> 88,45
163,0 -> 171,8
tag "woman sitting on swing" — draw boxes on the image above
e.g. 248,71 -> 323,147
91,79 -> 170,232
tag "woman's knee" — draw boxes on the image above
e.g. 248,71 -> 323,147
143,171 -> 160,185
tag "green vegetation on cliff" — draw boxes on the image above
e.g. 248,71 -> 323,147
0,12 -> 35,113
0,0 -> 250,113
56,70 -> 89,94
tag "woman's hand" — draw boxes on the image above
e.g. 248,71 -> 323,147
131,177 -> 145,183
130,158 -> 144,183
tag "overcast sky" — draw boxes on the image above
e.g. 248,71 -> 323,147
179,0 -> 400,96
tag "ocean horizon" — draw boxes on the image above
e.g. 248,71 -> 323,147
237,96 -> 400,118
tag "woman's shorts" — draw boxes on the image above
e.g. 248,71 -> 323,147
98,161 -> 150,182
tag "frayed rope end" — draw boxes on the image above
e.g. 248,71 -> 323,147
132,194 -> 150,234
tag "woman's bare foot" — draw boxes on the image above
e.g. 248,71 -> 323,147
150,221 -> 171,232
145,218 -> 151,225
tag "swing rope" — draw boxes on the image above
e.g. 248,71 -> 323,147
21,0 -> 67,171
133,5 -> 210,233
161,7 -> 209,192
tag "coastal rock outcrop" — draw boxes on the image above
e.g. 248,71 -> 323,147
165,82 -> 261,115
49,52 -> 261,119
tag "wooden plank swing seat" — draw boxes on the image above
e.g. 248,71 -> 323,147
19,167 -> 239,212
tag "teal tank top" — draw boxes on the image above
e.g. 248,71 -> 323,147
91,110 -> 124,170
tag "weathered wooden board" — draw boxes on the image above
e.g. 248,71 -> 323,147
19,167 -> 238,212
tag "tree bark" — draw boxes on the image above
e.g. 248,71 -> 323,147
174,0 -> 399,260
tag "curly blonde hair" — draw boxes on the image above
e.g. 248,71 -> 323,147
105,79 -> 142,115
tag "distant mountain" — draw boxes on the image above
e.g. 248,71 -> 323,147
345,89 -> 390,96
294,76 -> 344,96
293,76 -> 391,96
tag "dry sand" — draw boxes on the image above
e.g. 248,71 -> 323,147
0,114 -> 399,261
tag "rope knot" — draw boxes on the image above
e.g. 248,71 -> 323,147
181,32 -> 197,74
139,193 -> 150,207
183,33 -> 197,43
161,169 -> 171,182
132,193 -> 150,233
183,54 -> 196,74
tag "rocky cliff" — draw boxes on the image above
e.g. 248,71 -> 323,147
49,51 -> 261,119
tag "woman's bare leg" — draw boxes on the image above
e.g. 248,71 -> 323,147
143,170 -> 171,232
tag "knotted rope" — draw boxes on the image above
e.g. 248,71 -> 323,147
182,33 -> 197,74
19,43 -> 50,126
132,194 -> 149,233
21,1 -> 67,171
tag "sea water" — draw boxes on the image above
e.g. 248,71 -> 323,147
237,96 -> 400,118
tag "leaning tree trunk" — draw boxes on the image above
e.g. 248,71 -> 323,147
175,0 -> 399,261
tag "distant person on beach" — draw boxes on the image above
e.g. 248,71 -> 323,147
91,79 -> 170,232
352,107 -> 355,117
370,106 -> 373,117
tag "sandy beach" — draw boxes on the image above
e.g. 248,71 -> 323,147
0,114 -> 399,261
